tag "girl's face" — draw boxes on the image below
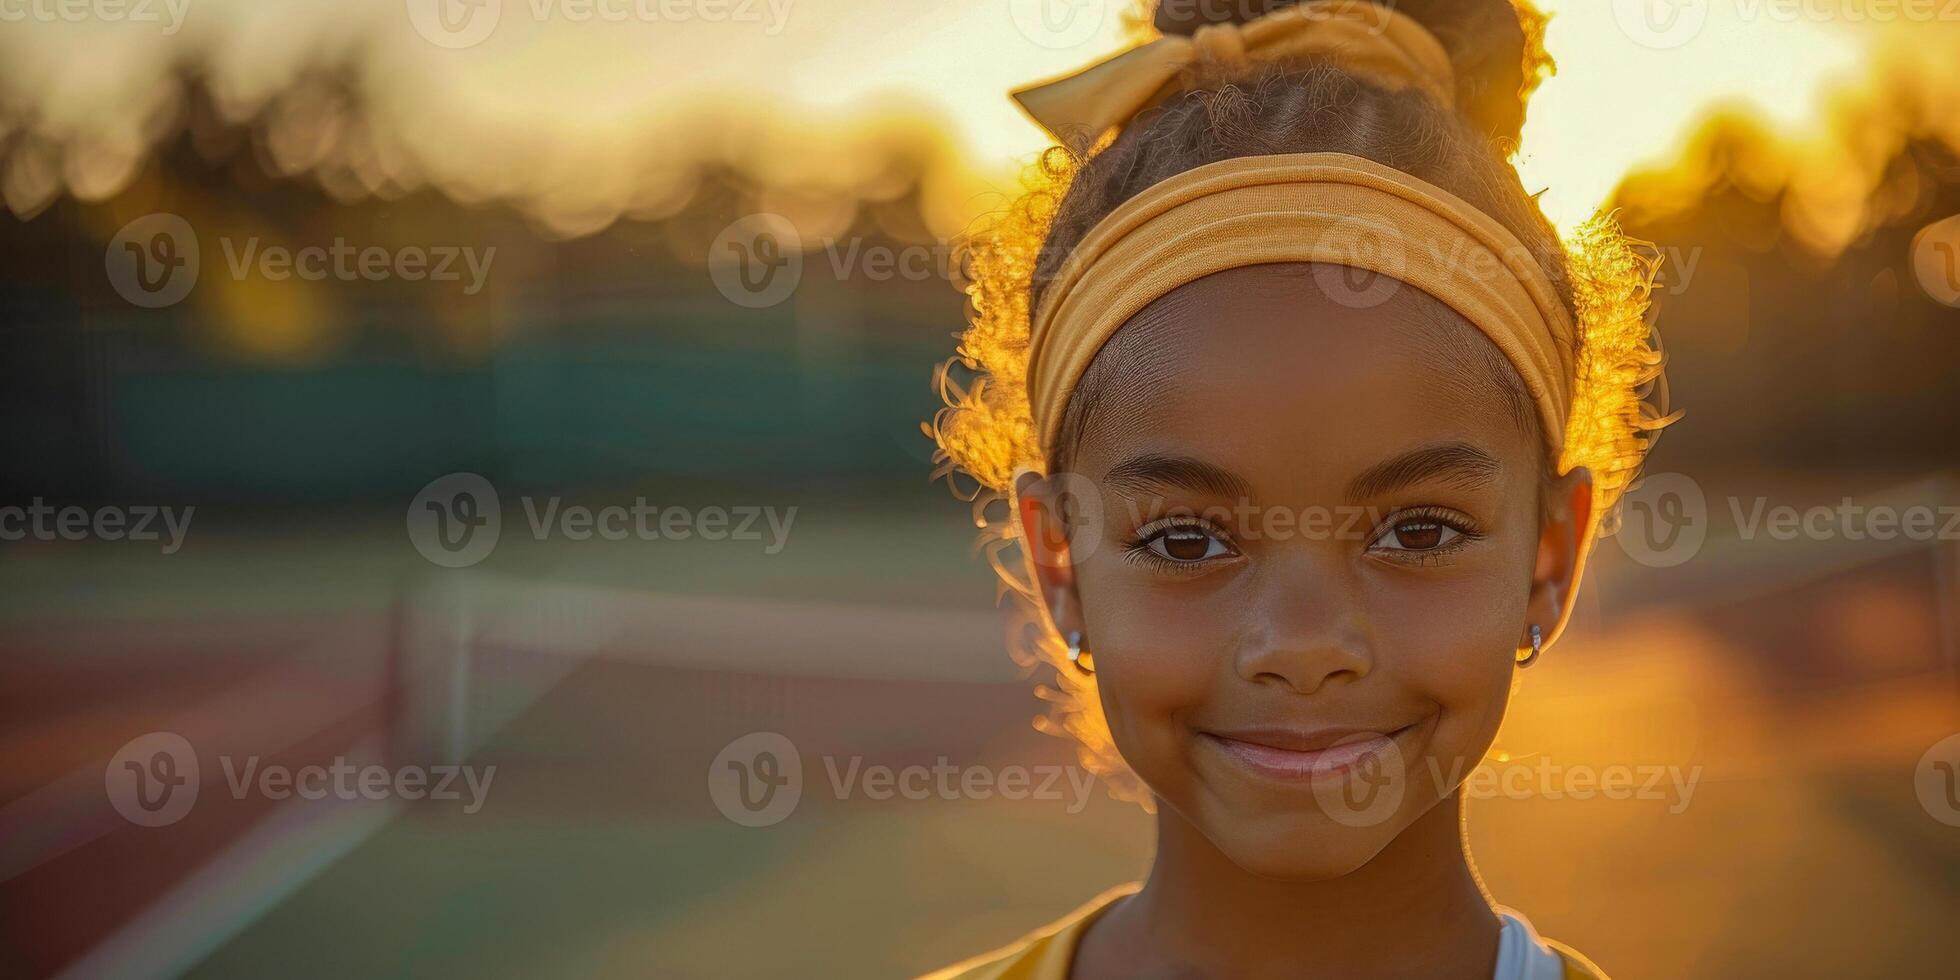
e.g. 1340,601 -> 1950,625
1021,263 -> 1591,880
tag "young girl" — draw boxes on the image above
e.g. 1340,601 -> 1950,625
926,1 -> 1667,977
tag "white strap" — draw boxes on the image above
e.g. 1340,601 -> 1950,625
1491,909 -> 1565,980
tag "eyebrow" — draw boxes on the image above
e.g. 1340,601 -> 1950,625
1344,442 -> 1502,501
1100,452 -> 1252,500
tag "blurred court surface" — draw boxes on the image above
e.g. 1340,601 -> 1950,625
4,468 -> 1958,978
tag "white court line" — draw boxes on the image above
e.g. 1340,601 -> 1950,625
23,575 -> 1028,977
55,771 -> 403,980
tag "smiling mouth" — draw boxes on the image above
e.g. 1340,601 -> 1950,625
1198,723 -> 1418,781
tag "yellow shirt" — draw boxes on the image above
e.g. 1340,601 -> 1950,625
921,885 -> 1609,980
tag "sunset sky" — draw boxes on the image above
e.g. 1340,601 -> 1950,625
0,1 -> 1941,238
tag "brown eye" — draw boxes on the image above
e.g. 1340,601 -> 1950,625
1142,524 -> 1234,563
1396,522 -> 1443,550
1372,520 -> 1458,552
1161,529 -> 1213,560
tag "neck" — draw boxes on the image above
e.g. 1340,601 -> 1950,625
1108,794 -> 1499,979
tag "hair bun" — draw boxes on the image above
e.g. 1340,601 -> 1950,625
1151,0 -> 1538,149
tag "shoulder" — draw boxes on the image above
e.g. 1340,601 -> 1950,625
923,890 -> 1609,980
915,885 -> 1139,980
1552,942 -> 1612,980
1496,907 -> 1610,980
914,934 -> 1060,980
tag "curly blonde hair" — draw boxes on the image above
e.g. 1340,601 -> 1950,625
927,1 -> 1671,802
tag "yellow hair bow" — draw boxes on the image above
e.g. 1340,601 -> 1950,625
1011,0 -> 1457,148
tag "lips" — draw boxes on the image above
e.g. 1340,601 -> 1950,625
1199,724 -> 1413,781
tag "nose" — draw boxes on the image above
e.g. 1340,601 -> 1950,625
1233,554 -> 1373,695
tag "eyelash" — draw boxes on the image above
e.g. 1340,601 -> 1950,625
1364,506 -> 1486,565
1120,506 -> 1486,573
1122,515 -> 1240,575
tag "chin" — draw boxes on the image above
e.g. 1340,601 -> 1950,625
1205,815 -> 1405,881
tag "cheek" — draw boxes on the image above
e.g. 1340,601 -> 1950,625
1383,581 -> 1514,737
1372,537 -> 1537,758
1073,561 -> 1224,758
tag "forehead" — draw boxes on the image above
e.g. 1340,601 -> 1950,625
1069,263 -> 1538,496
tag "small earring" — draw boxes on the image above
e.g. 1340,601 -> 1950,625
1518,624 -> 1542,668
1065,631 -> 1094,674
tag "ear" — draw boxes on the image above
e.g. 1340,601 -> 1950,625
1014,469 -> 1087,643
1525,466 -> 1595,653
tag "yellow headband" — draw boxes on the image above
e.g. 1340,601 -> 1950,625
1012,0 -> 1456,146
1027,152 -> 1578,455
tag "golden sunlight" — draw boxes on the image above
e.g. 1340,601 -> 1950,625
0,0 -> 1946,247
1519,0 -> 1865,233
